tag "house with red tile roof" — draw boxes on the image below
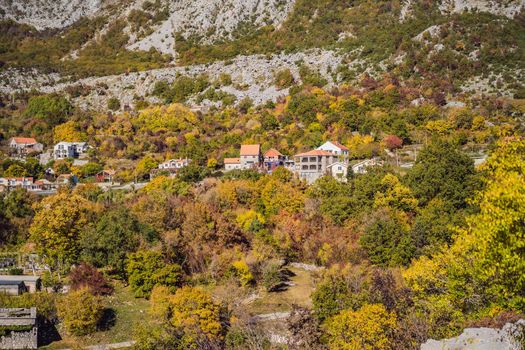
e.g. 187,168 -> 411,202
263,148 -> 286,171
224,157 -> 242,171
316,141 -> 350,157
95,169 -> 117,183
239,144 -> 262,169
293,149 -> 338,183
8,137 -> 43,156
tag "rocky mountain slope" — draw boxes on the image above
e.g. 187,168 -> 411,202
0,0 -> 524,108
0,0 -> 103,30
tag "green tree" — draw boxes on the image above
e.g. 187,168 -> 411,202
126,250 -> 182,298
108,97 -> 121,111
24,94 -> 72,126
406,139 -> 478,208
360,209 -> 415,267
4,164 -> 28,177
80,207 -> 142,278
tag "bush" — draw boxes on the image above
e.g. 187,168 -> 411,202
69,262 -> 113,295
126,250 -> 183,298
57,287 -> 104,336
274,69 -> 295,89
108,97 -> 121,111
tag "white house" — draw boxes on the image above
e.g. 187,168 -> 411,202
316,141 -> 350,157
158,158 -> 191,171
224,158 -> 242,171
53,142 -> 88,160
0,177 -> 34,191
240,144 -> 262,169
352,158 -> 383,174
327,161 -> 349,182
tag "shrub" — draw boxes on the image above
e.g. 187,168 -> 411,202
108,97 -> 121,111
325,304 -> 397,350
126,250 -> 183,298
57,287 -> 104,336
274,69 -> 295,89
69,262 -> 113,295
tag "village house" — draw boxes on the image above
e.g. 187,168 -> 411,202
0,178 -> 34,192
53,142 -> 88,160
8,137 -> 43,156
31,179 -> 55,191
293,150 -> 338,183
158,159 -> 191,172
327,161 -> 350,182
316,141 -> 350,157
0,276 -> 41,294
240,144 -> 262,169
224,158 -> 241,171
55,174 -> 78,187
95,169 -> 116,183
352,158 -> 383,174
263,149 -> 286,172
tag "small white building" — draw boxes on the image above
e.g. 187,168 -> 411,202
53,142 -> 88,160
224,158 -> 242,171
316,141 -> 350,157
352,158 -> 383,174
327,161 -> 349,182
158,158 -> 191,171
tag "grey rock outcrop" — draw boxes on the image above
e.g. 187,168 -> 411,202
421,320 -> 525,350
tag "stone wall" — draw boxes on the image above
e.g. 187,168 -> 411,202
0,327 -> 38,350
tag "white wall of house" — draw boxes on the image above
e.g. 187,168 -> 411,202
225,163 -> 242,171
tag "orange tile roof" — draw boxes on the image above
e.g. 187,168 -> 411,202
11,137 -> 37,144
240,144 -> 261,156
295,150 -> 334,157
330,141 -> 349,151
224,158 -> 241,164
264,148 -> 283,158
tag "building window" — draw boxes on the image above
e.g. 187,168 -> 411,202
302,157 -> 308,162
309,165 -> 317,170
302,165 -> 308,170
309,157 -> 317,162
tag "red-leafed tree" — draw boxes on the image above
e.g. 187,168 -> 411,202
383,135 -> 403,151
69,262 -> 113,295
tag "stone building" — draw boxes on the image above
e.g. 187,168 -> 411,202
0,308 -> 38,349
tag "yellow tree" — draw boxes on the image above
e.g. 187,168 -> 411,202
57,287 -> 104,336
169,286 -> 224,345
325,304 -> 397,350
29,191 -> 94,274
53,121 -> 87,143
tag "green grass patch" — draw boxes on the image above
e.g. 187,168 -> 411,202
41,282 -> 150,349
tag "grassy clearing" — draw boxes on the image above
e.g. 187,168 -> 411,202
247,267 -> 317,315
41,282 -> 149,349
